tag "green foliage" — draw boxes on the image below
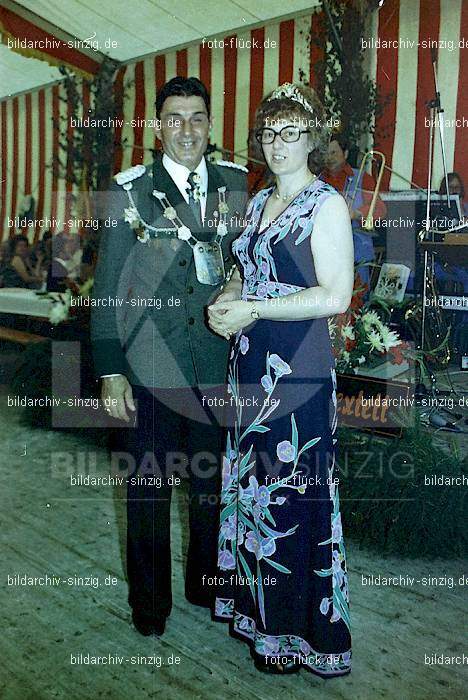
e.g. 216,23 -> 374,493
52,57 -> 122,193
304,0 -> 393,156
337,416 -> 467,558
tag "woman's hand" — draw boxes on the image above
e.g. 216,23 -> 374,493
207,300 -> 253,339
212,288 -> 239,306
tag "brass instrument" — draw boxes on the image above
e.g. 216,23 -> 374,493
344,150 -> 386,231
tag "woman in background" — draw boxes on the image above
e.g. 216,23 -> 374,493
0,235 -> 43,288
31,230 -> 52,280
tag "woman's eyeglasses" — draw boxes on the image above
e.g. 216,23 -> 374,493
255,126 -> 310,144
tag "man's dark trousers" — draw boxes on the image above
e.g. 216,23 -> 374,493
123,384 -> 223,622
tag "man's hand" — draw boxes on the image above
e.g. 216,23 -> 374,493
101,375 -> 135,422
207,289 -> 242,338
208,300 -> 253,339
212,288 -> 239,305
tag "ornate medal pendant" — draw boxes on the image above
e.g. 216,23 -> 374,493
193,241 -> 225,285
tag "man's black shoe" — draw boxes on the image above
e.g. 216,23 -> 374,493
131,610 -> 154,636
152,616 -> 166,637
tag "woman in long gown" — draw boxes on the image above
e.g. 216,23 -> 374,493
207,84 -> 354,677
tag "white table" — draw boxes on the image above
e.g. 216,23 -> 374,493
0,288 -> 67,318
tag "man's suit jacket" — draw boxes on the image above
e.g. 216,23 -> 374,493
91,152 -> 247,389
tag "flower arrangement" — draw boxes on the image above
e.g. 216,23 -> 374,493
48,290 -> 72,325
329,275 -> 410,374
42,277 -> 94,326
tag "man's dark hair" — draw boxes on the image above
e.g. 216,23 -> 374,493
438,171 -> 465,199
330,134 -> 349,154
4,235 -> 29,263
155,76 -> 210,118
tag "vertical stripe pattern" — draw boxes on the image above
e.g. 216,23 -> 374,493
0,3 -> 467,240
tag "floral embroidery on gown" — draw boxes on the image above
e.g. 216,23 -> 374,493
214,179 -> 351,677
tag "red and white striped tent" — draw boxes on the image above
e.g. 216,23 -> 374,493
0,0 -> 467,241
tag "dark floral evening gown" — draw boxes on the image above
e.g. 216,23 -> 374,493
214,179 -> 351,677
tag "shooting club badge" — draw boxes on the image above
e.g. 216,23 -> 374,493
192,241 -> 225,285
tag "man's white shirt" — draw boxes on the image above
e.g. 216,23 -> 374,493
162,153 -> 208,220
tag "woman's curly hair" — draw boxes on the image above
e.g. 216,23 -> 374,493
251,84 -> 330,176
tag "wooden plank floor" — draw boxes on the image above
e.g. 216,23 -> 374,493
0,400 -> 466,700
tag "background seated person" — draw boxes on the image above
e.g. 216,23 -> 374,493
434,172 -> 468,296
80,227 -> 100,283
66,233 -> 83,282
31,230 -> 52,280
438,172 -> 468,218
46,232 -> 80,293
323,136 -> 386,291
0,235 -> 43,288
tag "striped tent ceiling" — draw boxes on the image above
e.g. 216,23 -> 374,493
1,0 -> 466,243
0,0 -> 319,98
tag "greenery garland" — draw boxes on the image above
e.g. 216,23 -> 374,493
303,0 -> 392,162
51,57 -> 124,208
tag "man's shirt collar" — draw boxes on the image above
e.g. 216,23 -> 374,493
162,153 -> 208,200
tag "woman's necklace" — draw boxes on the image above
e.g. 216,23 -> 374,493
274,174 -> 317,202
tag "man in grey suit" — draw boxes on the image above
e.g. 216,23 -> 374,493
91,77 -> 247,636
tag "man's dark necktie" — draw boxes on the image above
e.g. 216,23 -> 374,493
186,171 -> 202,227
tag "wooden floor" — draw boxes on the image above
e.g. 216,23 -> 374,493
0,397 -> 466,699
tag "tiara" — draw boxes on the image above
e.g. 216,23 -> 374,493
267,83 -> 314,114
